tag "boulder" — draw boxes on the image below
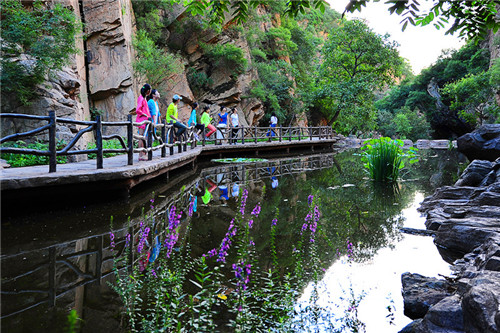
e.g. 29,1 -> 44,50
401,273 -> 454,320
420,295 -> 464,332
454,160 -> 493,187
457,124 -> 500,162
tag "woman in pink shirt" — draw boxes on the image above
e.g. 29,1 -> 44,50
136,83 -> 151,161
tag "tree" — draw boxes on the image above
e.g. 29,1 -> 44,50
345,0 -> 500,40
442,71 -> 500,126
174,0 -> 497,40
315,19 -> 404,133
0,0 -> 80,105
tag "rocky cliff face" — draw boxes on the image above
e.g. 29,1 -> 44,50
5,0 -> 272,144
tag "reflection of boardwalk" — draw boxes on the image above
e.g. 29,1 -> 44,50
0,153 -> 338,321
1,137 -> 340,196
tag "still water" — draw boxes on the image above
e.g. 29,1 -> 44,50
1,149 -> 465,332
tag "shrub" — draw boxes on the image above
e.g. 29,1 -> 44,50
0,0 -> 80,106
132,30 -> 183,91
87,139 -> 127,159
202,43 -> 248,75
360,137 -> 417,182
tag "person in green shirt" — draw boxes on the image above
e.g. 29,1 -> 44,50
201,106 -> 216,138
166,94 -> 187,140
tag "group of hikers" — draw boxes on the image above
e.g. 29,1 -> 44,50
135,83 -> 278,161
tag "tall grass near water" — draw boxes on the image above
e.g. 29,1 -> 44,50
361,137 -> 417,182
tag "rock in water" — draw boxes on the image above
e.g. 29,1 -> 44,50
457,124 -> 500,162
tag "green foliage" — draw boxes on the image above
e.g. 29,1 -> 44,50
443,71 -> 500,126
0,0 -> 80,105
345,0 -> 499,40
87,139 -> 126,159
361,137 -> 418,182
315,19 -> 404,133
186,68 -> 213,93
202,43 -> 248,75
132,30 -> 183,91
377,108 -> 431,141
1,140 -> 68,167
375,42 -> 493,137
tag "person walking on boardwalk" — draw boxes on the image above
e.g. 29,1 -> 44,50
217,106 -> 228,144
201,106 -> 216,138
187,102 -> 204,141
166,94 -> 187,142
267,112 -> 278,140
147,89 -> 160,136
230,107 -> 240,145
136,83 -> 151,161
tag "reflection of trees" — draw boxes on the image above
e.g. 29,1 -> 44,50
253,150 -> 418,274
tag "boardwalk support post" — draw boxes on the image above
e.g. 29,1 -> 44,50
254,126 -> 257,144
48,111 -> 57,173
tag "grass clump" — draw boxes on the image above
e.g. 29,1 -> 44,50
360,137 -> 417,182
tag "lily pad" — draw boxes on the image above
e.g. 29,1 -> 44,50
212,157 -> 269,164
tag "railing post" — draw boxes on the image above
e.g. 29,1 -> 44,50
241,126 -> 244,144
289,126 -> 292,142
169,125 -> 174,155
202,126 -> 206,147
254,126 -> 257,144
96,115 -> 103,169
161,120 -> 166,158
319,127 -> 322,140
299,127 -> 301,141
127,115 -> 133,165
279,126 -> 282,142
147,118 -> 153,160
48,110 -> 57,173
310,127 -> 313,141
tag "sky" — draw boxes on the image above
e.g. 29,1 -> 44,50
327,0 -> 465,74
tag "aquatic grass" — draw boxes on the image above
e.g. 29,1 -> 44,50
360,137 -> 417,182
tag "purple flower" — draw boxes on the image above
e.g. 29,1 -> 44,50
313,205 -> 320,222
151,267 -> 157,278
240,189 -> 248,215
125,233 -> 131,247
251,204 -> 261,217
232,260 -> 251,292
188,196 -> 195,217
308,195 -> 314,206
271,218 -> 277,226
109,232 -> 115,250
248,219 -> 253,229
301,223 -> 308,231
249,240 -> 255,246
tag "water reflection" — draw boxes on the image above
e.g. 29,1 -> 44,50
1,149 -> 464,332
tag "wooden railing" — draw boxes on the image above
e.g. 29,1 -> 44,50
0,111 -> 334,172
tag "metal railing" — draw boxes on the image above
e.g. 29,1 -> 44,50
0,111 -> 334,173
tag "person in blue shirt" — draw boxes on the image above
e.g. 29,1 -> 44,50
147,89 -> 160,136
217,106 -> 228,144
187,102 -> 205,141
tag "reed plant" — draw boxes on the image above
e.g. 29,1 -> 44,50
360,137 -> 417,182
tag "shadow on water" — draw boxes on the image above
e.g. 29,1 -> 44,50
1,148 -> 466,332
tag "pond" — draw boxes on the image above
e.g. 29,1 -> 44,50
0,148 -> 466,332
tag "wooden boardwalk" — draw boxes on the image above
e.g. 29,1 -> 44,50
1,137 -> 341,194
